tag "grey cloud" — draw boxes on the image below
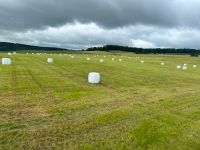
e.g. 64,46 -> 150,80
0,0 -> 200,49
0,0 -> 200,31
1,22 -> 200,49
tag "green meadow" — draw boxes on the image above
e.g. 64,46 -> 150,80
0,52 -> 199,150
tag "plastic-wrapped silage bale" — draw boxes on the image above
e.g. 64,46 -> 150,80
88,72 -> 100,84
47,58 -> 54,63
2,58 -> 11,65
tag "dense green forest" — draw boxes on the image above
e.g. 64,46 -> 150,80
0,42 -> 67,51
86,45 -> 199,55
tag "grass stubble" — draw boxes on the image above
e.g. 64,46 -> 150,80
0,52 -> 199,150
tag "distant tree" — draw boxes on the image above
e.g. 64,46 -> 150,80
86,45 -> 199,55
191,52 -> 199,57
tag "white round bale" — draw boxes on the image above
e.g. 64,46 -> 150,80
182,66 -> 187,70
177,65 -> 181,69
140,60 -> 144,64
47,58 -> 54,63
2,58 -> 11,65
100,59 -> 104,63
193,65 -> 197,68
88,72 -> 100,84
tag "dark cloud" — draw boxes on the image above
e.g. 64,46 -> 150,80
0,0 -> 200,49
0,0 -> 199,31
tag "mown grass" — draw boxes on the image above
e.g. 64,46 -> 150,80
0,52 -> 200,150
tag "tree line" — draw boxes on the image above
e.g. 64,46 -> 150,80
86,45 -> 199,56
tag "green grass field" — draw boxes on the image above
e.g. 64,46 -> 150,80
0,52 -> 200,150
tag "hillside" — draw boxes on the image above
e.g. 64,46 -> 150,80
0,42 -> 68,51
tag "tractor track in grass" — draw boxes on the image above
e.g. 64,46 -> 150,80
29,57 -> 156,111
22,57 -> 61,105
32,56 -> 87,85
11,62 -> 17,100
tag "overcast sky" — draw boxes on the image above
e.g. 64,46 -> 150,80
0,0 -> 200,49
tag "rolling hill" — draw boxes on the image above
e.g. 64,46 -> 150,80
0,42 -> 68,51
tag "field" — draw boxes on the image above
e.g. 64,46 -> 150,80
0,52 -> 200,150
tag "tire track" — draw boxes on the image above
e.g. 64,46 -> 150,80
11,62 -> 17,100
22,57 -> 60,104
